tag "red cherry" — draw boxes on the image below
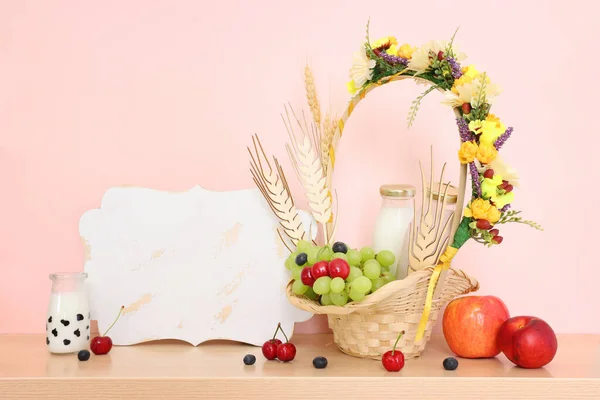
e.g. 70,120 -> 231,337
311,261 -> 329,280
489,229 -> 500,237
461,103 -> 471,114
483,169 -> 494,179
382,349 -> 405,372
492,236 -> 504,244
262,323 -> 285,360
329,259 -> 350,280
91,305 -> 124,355
261,340 -> 279,360
382,331 -> 405,372
437,50 -> 444,60
504,184 -> 514,193
90,336 -> 112,355
300,267 -> 315,286
476,219 -> 492,230
276,343 -> 297,362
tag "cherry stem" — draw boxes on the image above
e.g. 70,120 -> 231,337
271,322 -> 282,342
392,331 -> 405,356
102,306 -> 124,337
280,324 -> 289,343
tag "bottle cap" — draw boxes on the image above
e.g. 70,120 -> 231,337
426,182 -> 458,204
379,184 -> 416,198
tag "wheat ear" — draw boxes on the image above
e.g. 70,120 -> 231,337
304,64 -> 321,131
408,148 -> 454,273
248,134 -> 305,248
283,104 -> 332,244
320,113 -> 336,176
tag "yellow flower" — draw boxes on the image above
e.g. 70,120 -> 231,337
492,191 -> 514,210
477,142 -> 498,164
462,65 -> 480,78
386,44 -> 399,56
468,120 -> 482,133
371,36 -> 397,49
458,141 -> 478,164
485,205 -> 501,224
398,43 -> 415,59
468,117 -> 504,145
347,80 -> 358,95
464,198 -> 492,220
481,174 -> 503,198
452,65 -> 480,94
464,198 -> 501,224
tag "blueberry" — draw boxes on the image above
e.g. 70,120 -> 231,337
243,354 -> 256,365
332,242 -> 348,254
295,253 -> 308,266
78,350 -> 91,361
313,356 -> 328,369
443,356 -> 459,371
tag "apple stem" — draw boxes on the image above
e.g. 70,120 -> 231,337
392,330 -> 405,356
271,322 -> 282,342
102,306 -> 124,337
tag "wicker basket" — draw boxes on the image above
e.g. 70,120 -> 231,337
287,267 -> 478,359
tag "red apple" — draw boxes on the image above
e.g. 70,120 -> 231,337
497,316 -> 558,368
442,295 -> 510,358
311,261 -> 329,280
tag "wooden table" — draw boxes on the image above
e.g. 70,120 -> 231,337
0,333 -> 599,399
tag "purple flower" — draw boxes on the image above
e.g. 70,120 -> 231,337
447,57 -> 462,79
500,204 -> 511,213
456,117 -> 475,142
376,50 -> 408,66
469,162 -> 482,197
494,127 -> 513,150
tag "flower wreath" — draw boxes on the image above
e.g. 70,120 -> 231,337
341,23 -> 543,339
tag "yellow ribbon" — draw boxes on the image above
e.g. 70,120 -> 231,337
414,246 -> 458,342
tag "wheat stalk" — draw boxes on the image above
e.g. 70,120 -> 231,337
248,134 -> 305,248
304,64 -> 321,130
408,148 -> 454,273
320,113 -> 336,176
282,104 -> 332,244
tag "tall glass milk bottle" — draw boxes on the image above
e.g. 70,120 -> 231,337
372,184 -> 415,280
46,272 -> 91,354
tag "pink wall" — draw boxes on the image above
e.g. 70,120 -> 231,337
1,0 -> 598,335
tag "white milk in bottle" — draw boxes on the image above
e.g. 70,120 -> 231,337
46,272 -> 91,354
372,184 -> 415,280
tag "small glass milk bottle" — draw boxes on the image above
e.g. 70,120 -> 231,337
372,184 -> 416,280
426,182 -> 458,245
46,272 -> 91,354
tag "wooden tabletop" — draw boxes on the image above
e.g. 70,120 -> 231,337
1,333 -> 599,399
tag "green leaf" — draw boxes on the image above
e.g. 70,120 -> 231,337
451,217 -> 473,249
406,85 -> 437,128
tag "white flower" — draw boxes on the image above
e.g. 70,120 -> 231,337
475,155 -> 520,187
350,47 -> 376,88
442,76 -> 502,108
407,40 -> 466,74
